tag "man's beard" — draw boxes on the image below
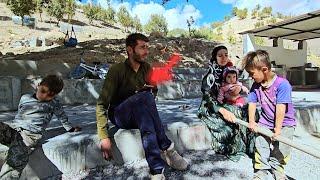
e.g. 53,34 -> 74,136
132,52 -> 144,63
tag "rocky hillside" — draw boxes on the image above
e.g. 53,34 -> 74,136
1,2 -> 319,68
0,3 -> 221,68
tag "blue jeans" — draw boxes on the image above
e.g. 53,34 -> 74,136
109,91 -> 172,174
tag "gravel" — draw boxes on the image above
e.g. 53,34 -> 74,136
59,147 -> 320,180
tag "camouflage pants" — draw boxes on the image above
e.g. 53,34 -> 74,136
0,122 -> 31,180
198,101 -> 256,161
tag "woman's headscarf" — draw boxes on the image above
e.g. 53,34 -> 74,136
202,45 -> 232,98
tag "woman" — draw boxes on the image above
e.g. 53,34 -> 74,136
197,45 -> 255,161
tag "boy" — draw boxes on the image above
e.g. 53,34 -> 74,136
242,50 -> 296,180
217,66 -> 249,107
0,75 -> 81,179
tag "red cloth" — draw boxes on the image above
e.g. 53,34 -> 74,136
148,54 -> 181,86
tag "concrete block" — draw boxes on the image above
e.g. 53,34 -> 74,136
0,145 -> 62,180
173,68 -> 206,81
59,79 -> 103,105
0,76 -> 21,111
295,107 -> 320,136
0,60 -> 75,78
158,81 -> 183,99
177,124 -> 212,151
112,129 -> 145,163
179,80 -> 202,98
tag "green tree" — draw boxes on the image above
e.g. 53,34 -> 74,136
224,15 -> 231,22
227,35 -> 236,44
216,26 -> 223,36
34,0 -> 44,22
227,25 -> 236,44
276,12 -> 284,19
254,21 -> 265,28
133,15 -> 142,32
7,0 -> 35,26
47,0 -> 65,26
167,28 -> 187,37
259,6 -> 272,19
117,6 -> 133,32
65,0 -> 76,23
232,7 -> 238,16
211,21 -> 223,29
267,17 -> 277,24
102,4 -> 116,25
83,4 -> 101,24
144,14 -> 168,35
255,37 -> 265,46
251,9 -> 258,19
236,8 -> 248,19
262,6 -> 272,16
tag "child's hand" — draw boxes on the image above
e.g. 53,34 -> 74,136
243,88 -> 250,94
272,127 -> 281,140
69,126 -> 81,132
229,85 -> 241,96
248,121 -> 257,132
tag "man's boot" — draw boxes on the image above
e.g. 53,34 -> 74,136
161,143 -> 188,170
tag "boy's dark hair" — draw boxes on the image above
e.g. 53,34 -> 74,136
242,50 -> 271,71
39,75 -> 64,95
210,45 -> 228,64
125,33 -> 149,48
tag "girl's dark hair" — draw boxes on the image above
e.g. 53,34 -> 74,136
39,75 -> 64,95
210,45 -> 228,63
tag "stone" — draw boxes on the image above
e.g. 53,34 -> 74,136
45,38 -> 54,46
0,76 -> 21,111
10,41 -> 23,48
5,52 -> 14,56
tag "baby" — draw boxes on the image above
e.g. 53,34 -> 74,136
217,66 -> 249,107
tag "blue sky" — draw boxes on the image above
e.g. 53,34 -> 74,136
79,0 -> 320,30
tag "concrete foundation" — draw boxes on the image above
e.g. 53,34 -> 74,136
0,94 -> 320,179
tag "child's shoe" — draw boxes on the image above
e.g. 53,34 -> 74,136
272,170 -> 288,180
253,169 -> 270,180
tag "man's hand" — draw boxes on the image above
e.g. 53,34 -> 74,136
100,138 -> 112,160
248,121 -> 258,132
219,107 -> 236,123
272,127 -> 282,141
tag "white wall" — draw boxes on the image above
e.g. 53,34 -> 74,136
243,34 -> 307,68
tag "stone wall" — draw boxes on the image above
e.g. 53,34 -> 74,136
0,68 -> 206,111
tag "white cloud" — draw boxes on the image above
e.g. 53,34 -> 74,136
96,0 -> 202,30
220,0 -> 320,16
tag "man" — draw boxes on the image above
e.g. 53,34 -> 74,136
96,33 -> 188,180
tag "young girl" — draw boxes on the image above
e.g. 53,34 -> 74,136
217,66 -> 249,107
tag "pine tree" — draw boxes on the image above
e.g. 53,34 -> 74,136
133,15 -> 142,32
34,0 -> 44,22
47,0 -> 65,26
65,0 -> 76,23
144,14 -> 168,35
116,6 -> 132,32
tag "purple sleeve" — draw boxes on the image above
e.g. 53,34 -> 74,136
276,80 -> 292,104
247,82 -> 259,103
247,91 -> 257,103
